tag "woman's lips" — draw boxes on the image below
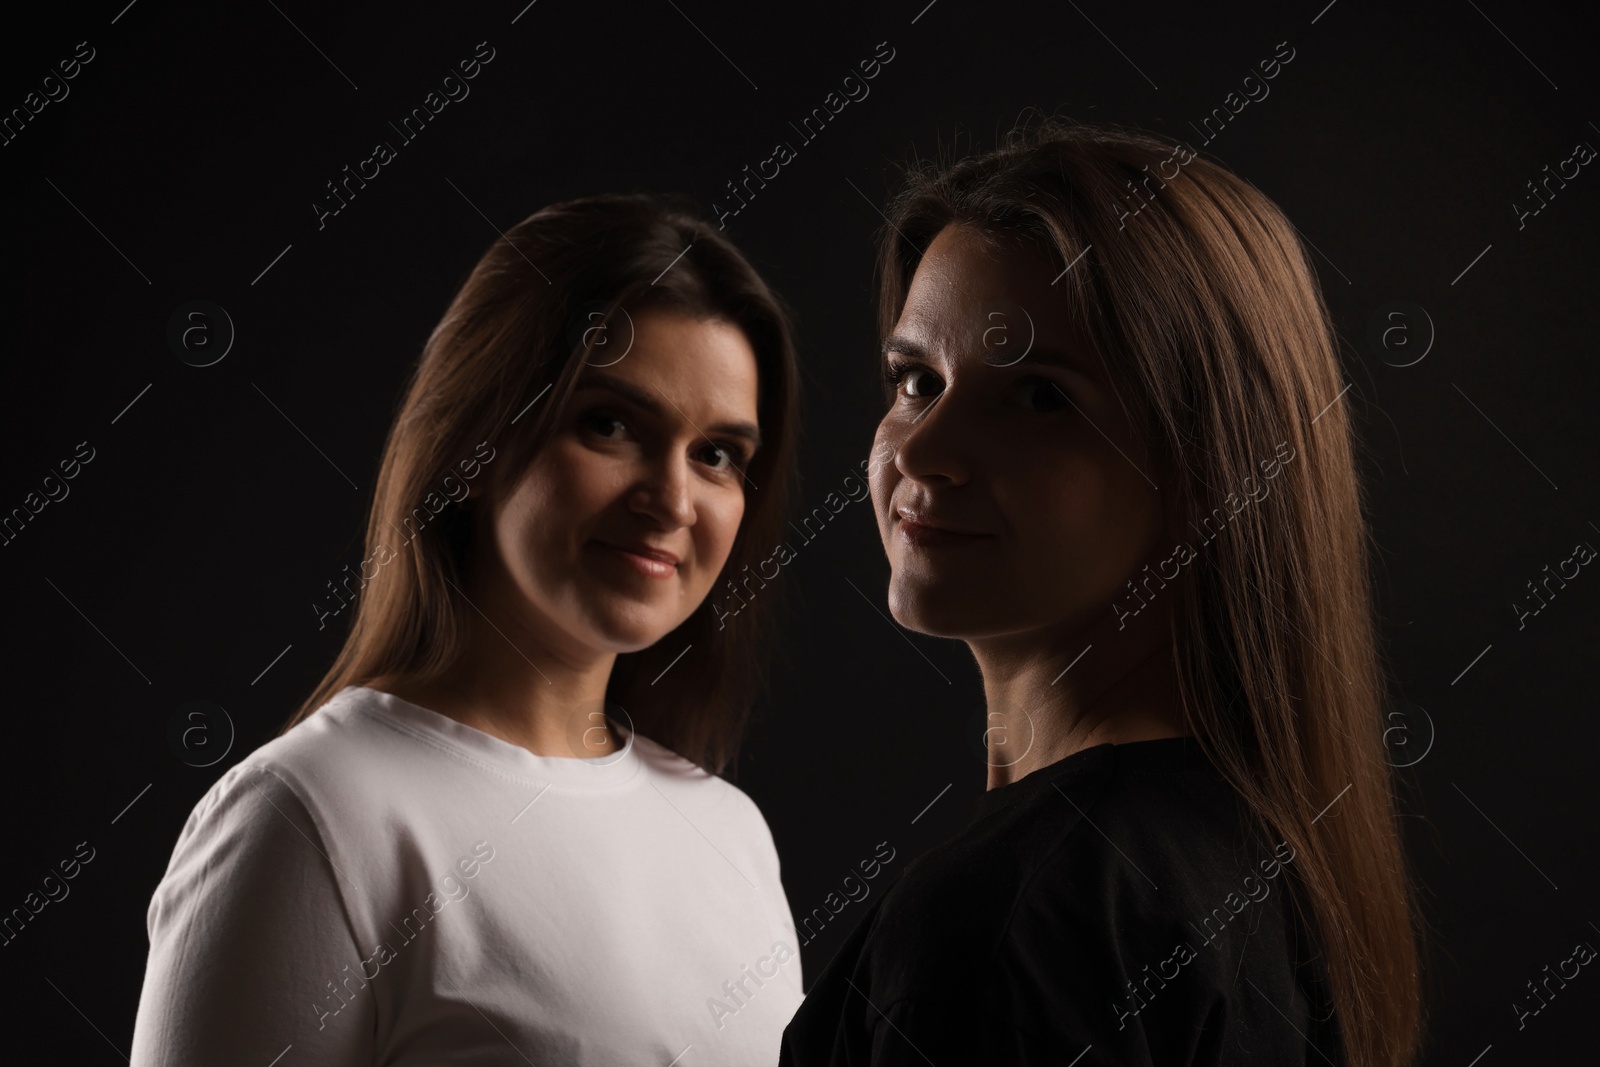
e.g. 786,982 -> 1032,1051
590,541 -> 679,578
896,517 -> 993,549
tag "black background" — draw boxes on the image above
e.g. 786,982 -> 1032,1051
2,1 -> 1596,1063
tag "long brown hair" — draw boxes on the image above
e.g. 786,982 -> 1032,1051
874,117 -> 1424,1067
280,191 -> 802,776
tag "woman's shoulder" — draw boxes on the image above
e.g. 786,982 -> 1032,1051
217,684 -> 401,797
839,740 -> 1330,1060
1006,736 -> 1291,942
855,738 -> 1283,978
996,740 -> 1330,1058
625,730 -> 788,874
628,731 -> 770,821
150,685 -> 499,931
174,685 -> 444,851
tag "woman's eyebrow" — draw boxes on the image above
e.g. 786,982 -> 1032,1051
575,371 -> 762,447
881,334 -> 935,361
1017,346 -> 1098,378
882,333 -> 1096,379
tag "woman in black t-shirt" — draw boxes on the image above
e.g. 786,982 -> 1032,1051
779,118 -> 1424,1067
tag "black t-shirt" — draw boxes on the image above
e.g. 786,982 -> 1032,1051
778,736 -> 1345,1065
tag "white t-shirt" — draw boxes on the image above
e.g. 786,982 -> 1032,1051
130,685 -> 804,1066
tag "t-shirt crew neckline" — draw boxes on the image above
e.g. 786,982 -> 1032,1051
973,734 -> 1212,820
339,684 -> 646,790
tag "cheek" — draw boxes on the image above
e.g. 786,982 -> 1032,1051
694,490 -> 746,571
491,490 -> 557,587
1003,457 -> 1155,569
493,448 -> 602,563
868,428 -> 897,519
530,440 -> 617,519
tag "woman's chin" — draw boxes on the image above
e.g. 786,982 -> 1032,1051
587,610 -> 686,656
886,586 -> 985,639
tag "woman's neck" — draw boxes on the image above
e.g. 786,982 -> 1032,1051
372,596 -> 622,759
972,610 -> 1190,790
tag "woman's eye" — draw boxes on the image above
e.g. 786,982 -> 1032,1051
580,412 -> 629,440
1012,378 -> 1070,413
905,368 -> 941,398
697,442 -> 742,471
885,359 -> 943,400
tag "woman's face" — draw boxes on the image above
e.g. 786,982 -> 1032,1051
869,222 -> 1166,643
478,307 -> 761,659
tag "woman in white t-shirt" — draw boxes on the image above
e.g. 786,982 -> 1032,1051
130,192 -> 807,1066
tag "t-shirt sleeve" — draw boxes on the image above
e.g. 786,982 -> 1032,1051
759,811 -> 806,980
130,762 -> 378,1067
731,784 -> 808,980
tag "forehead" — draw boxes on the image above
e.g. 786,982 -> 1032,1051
573,307 -> 763,437
596,309 -> 756,388
907,224 -> 1056,301
894,223 -> 1096,370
